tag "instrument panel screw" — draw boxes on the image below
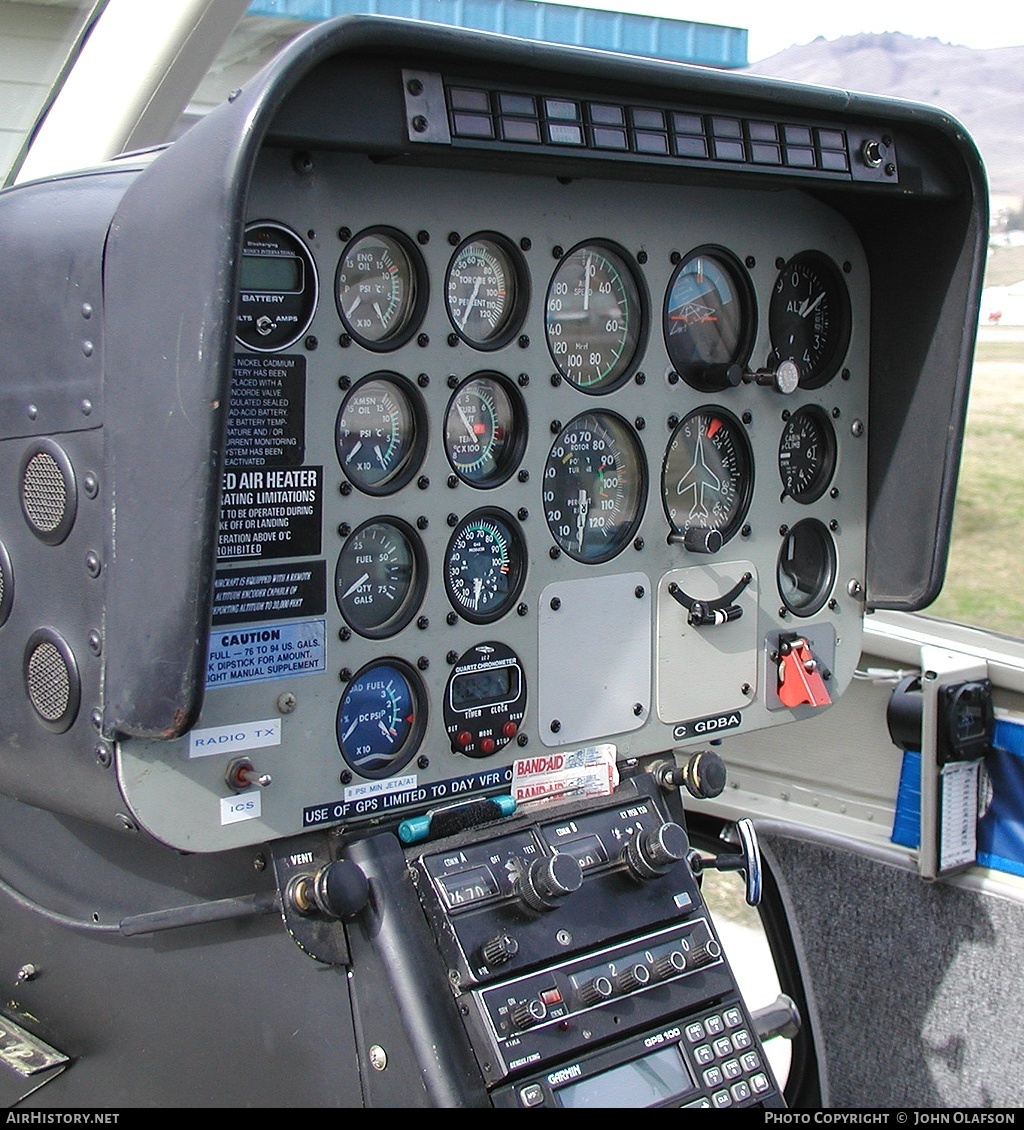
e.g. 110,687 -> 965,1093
339,668 -> 352,682
518,335 -> 530,349
417,516 -> 429,530
446,650 -> 459,664
95,744 -> 112,768
369,1046 -> 388,1071
253,853 -> 267,872
667,370 -> 679,385
549,546 -> 561,560
842,369 -> 851,381
670,250 -> 681,264
517,507 -> 528,521
338,627 -> 351,641
520,237 -> 532,251
16,965 -> 38,984
775,257 -> 786,269
412,115 -> 428,133
417,333 -> 430,347
304,335 -> 318,351
633,702 -> 644,716
634,586 -> 645,599
417,756 -> 430,769
635,416 -> 645,430
517,734 -> 529,747
416,229 -> 430,244
448,231 -> 461,245
830,487 -> 840,499
552,245 -> 564,259
885,163 -> 896,177
417,373 -> 430,387
668,413 -> 680,429
446,613 -> 458,627
292,151 -> 314,175
745,255 -> 756,268
417,616 -> 429,630
633,537 -> 644,551
741,525 -> 752,538
406,76 -> 423,95
550,419 -> 562,434
338,522 -> 351,537
338,375 -> 351,389
550,373 -> 562,387
339,481 -> 352,496
518,372 -> 530,387
637,250 -> 648,265
742,684 -> 752,696
447,513 -> 459,527
447,333 -> 460,347
781,409 -> 791,422
417,475 -> 430,490
277,693 -> 297,714
742,411 -> 752,425
550,597 -> 561,611
550,720 -> 562,733
87,630 -> 102,657
447,474 -> 459,488
832,407 -> 841,419
85,552 -> 102,579
518,469 -> 530,483
340,770 -> 352,784
338,227 -> 351,241
847,579 -> 864,599
843,261 -> 853,273
779,524 -> 789,536
829,519 -> 839,532
851,419 -> 864,438
828,599 -> 839,611
83,472 -> 99,498
339,334 -> 351,348
517,603 -> 528,617
635,371 -> 646,385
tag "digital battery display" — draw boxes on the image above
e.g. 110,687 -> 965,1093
451,665 -> 513,709
240,251 -> 303,293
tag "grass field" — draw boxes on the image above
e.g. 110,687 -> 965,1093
925,330 -> 1024,635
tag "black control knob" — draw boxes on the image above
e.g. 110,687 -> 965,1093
616,963 -> 651,993
288,858 -> 369,920
517,852 -> 583,912
623,822 -> 690,881
687,939 -> 722,970
653,950 -> 687,980
511,999 -> 547,1030
482,933 -> 519,968
577,975 -> 614,1007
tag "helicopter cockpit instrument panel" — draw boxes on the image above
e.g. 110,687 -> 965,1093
0,17 -> 983,856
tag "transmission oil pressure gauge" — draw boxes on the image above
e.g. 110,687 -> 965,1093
779,405 -> 837,503
335,227 -> 427,350
544,411 -> 647,562
663,246 -> 754,390
335,373 -> 426,495
336,660 -> 426,778
444,509 -> 526,623
335,518 -> 426,638
662,408 -> 753,550
445,233 -> 528,349
545,241 -> 645,392
444,373 -> 526,487
768,251 -> 851,388
236,221 -> 318,352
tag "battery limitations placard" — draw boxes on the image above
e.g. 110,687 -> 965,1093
228,353 -> 306,467
218,465 -> 322,560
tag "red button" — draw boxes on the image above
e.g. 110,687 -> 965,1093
457,731 -> 473,747
480,737 -> 496,754
503,721 -> 518,738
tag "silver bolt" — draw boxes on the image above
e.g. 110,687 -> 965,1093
369,1045 -> 388,1072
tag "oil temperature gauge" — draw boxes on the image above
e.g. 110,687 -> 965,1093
444,509 -> 526,623
335,227 -> 427,350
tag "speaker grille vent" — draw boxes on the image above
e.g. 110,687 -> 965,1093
20,443 -> 77,545
0,540 -> 11,628
24,630 -> 80,733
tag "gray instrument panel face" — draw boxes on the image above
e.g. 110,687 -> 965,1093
118,147 -> 868,852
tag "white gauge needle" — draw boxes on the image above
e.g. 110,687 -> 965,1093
342,718 -> 359,742
345,296 -> 361,318
346,440 -> 362,463
583,253 -> 593,312
577,488 -> 590,549
457,401 -> 478,443
378,719 -> 396,743
798,292 -> 825,318
373,301 -> 387,327
375,445 -> 387,468
460,278 -> 483,329
342,572 -> 370,600
473,577 -> 484,609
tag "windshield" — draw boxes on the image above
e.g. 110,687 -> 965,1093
1,0 -> 106,186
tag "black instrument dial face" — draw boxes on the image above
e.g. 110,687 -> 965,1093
445,234 -> 527,349
779,406 -> 837,503
336,661 -> 425,778
335,374 -> 426,495
236,222 -> 318,352
663,247 -> 754,390
335,227 -> 426,350
335,518 -> 426,638
444,509 -> 526,624
777,519 -> 836,616
662,408 -> 753,545
444,373 -> 525,487
545,241 -> 645,392
544,412 -> 647,563
768,251 -> 851,389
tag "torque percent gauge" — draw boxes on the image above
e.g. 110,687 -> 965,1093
444,373 -> 525,487
335,373 -> 426,495
544,412 -> 647,563
662,408 -> 753,549
663,246 -> 754,391
779,405 -> 837,503
335,227 -> 427,350
336,661 -> 425,778
445,234 -> 528,349
236,222 -> 318,352
444,509 -> 526,623
769,251 -> 851,388
335,518 -> 426,638
545,241 -> 645,392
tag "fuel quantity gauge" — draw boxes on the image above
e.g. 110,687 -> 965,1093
335,518 -> 426,638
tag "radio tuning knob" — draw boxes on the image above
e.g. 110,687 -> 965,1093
516,852 -> 583,912
623,822 -> 690,881
687,939 -> 722,970
654,950 -> 687,980
482,933 -> 519,968
511,999 -> 546,1030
